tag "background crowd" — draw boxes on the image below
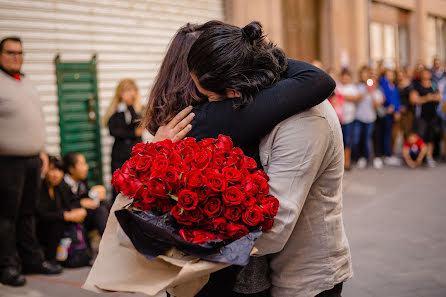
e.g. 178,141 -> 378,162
319,57 -> 446,170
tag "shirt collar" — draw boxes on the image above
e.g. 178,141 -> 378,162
0,65 -> 23,81
64,174 -> 79,194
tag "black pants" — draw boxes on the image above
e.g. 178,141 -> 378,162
37,221 -> 65,261
373,116 -> 385,158
84,201 -> 110,236
0,155 -> 44,270
315,283 -> 343,297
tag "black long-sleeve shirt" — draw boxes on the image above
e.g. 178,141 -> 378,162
188,59 -> 336,166
37,181 -> 73,223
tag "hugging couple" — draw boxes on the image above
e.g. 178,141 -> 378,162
126,20 -> 351,297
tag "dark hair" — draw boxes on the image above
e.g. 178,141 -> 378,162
187,21 -> 288,107
340,68 -> 351,77
0,36 -> 22,52
48,156 -> 64,171
63,152 -> 82,173
143,21 -> 224,135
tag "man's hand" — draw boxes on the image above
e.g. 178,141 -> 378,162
90,185 -> 106,201
40,152 -> 49,175
80,198 -> 99,210
153,106 -> 195,143
64,208 -> 87,223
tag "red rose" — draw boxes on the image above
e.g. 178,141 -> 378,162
242,195 -> 256,209
174,163 -> 190,176
224,206 -> 242,222
242,156 -> 258,171
142,189 -> 156,204
261,218 -> 274,231
225,223 -> 249,240
253,169 -> 270,182
242,205 -> 264,226
255,193 -> 267,204
169,151 -> 183,167
198,138 -> 217,150
111,169 -> 126,194
199,218 -> 214,231
216,135 -> 233,153
222,187 -> 244,206
146,178 -> 169,199
229,147 -> 244,158
157,199 -> 173,213
131,142 -> 146,156
211,156 -> 227,171
261,196 -> 279,218
251,173 -> 269,194
222,167 -> 243,184
205,172 -> 227,192
152,156 -> 169,171
177,190 -> 199,210
226,156 -> 242,169
179,229 -> 216,244
135,155 -> 152,172
195,186 -> 210,204
203,197 -> 222,218
164,166 -> 179,190
171,205 -> 192,226
194,150 -> 212,170
183,207 -> 204,224
184,169 -> 205,189
212,217 -> 228,232
154,139 -> 173,153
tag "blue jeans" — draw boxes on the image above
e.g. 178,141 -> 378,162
342,122 -> 355,149
383,114 -> 394,157
352,120 -> 375,161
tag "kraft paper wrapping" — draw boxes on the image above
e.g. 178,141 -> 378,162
83,194 -> 229,297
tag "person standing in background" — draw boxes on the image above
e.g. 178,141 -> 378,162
431,57 -> 446,96
397,68 -> 415,138
352,66 -> 384,168
103,79 -> 143,201
337,69 -> 362,170
379,69 -> 401,165
410,68 -> 442,167
0,36 -> 62,287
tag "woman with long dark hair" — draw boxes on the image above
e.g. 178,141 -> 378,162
143,21 -> 335,297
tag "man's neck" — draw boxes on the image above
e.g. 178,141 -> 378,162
0,65 -> 21,76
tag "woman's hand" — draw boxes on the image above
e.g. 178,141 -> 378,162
80,198 -> 99,210
153,106 -> 195,143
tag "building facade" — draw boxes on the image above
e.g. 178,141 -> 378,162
0,0 -> 224,188
227,0 -> 446,72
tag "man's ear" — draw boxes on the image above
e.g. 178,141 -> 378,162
226,88 -> 241,98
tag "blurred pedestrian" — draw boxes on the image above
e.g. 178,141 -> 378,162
338,69 -> 362,170
438,91 -> 446,161
431,57 -> 446,96
327,68 -> 345,123
379,69 -> 401,165
352,66 -> 384,168
397,68 -> 415,138
0,36 -> 62,287
410,68 -> 441,167
103,79 -> 143,201
37,156 -> 87,265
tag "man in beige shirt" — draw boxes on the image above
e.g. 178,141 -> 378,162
254,100 -> 353,297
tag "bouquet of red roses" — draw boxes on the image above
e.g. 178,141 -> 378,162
111,135 -> 279,265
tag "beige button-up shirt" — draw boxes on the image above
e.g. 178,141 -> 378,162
255,101 -> 353,297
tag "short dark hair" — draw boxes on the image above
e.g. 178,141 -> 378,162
48,156 -> 64,171
0,36 -> 22,52
63,152 -> 82,173
187,21 -> 288,108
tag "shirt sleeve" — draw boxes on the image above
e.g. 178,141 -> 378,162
254,113 -> 332,255
203,59 -> 336,147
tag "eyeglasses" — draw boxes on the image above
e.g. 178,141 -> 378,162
2,51 -> 24,57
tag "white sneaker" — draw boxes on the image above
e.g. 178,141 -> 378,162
373,157 -> 383,169
427,157 -> 436,168
384,156 -> 402,166
357,157 -> 367,169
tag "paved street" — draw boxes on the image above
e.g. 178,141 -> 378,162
1,165 -> 445,297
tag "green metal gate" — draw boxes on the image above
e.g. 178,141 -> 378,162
55,54 -> 103,186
